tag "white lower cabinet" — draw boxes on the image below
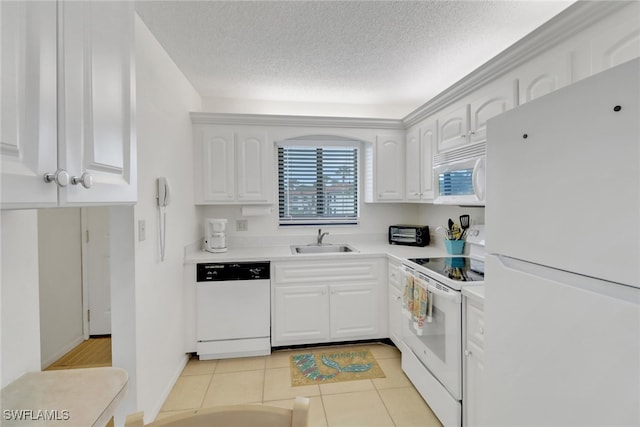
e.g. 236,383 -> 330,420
274,285 -> 330,344
463,293 -> 485,427
387,259 -> 403,348
330,284 -> 377,339
272,257 -> 387,347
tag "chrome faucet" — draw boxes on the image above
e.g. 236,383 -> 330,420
317,228 -> 329,244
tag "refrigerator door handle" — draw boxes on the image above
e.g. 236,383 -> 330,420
492,255 -> 640,303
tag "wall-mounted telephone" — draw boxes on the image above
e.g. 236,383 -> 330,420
156,177 -> 170,262
157,177 -> 170,207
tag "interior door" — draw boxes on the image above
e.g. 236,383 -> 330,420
83,207 -> 111,335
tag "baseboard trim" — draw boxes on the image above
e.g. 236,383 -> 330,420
146,354 -> 189,423
41,335 -> 85,370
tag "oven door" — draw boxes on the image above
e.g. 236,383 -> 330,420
402,273 -> 462,399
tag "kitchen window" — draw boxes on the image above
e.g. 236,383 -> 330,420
278,140 -> 359,226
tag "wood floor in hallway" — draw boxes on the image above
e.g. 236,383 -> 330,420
45,336 -> 112,371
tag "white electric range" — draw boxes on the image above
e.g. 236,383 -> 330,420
400,225 -> 484,427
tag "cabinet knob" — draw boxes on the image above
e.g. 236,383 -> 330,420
464,349 -> 472,357
479,327 -> 484,335
395,296 -> 401,301
71,172 -> 93,189
43,169 -> 69,187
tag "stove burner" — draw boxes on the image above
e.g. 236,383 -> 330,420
407,257 -> 484,282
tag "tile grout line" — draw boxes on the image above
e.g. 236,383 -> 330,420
198,359 -> 218,409
372,382 -> 398,427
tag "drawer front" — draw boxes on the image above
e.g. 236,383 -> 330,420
388,261 -> 402,290
274,258 -> 381,285
466,299 -> 485,347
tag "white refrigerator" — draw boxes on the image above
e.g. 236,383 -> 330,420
484,58 -> 640,426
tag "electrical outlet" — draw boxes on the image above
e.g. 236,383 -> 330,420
138,219 -> 146,241
236,219 -> 248,232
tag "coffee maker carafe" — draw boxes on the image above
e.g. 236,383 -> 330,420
204,218 -> 227,253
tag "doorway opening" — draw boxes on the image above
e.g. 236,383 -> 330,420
38,207 -> 112,370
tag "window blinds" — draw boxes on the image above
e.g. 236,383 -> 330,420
278,146 -> 358,225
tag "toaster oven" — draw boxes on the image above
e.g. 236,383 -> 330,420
389,225 -> 430,247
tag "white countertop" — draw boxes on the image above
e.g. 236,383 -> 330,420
1,367 -> 128,427
184,241 -> 449,264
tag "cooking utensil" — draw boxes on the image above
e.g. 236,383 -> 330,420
448,218 -> 455,232
459,215 -> 470,240
436,226 -> 453,240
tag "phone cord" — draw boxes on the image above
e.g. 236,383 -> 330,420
159,206 -> 167,262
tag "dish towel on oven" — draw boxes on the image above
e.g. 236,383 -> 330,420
402,274 -> 414,319
402,274 -> 428,335
412,278 -> 428,336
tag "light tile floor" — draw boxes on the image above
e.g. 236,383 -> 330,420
158,342 -> 443,427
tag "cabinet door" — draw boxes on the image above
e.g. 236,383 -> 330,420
236,130 -> 272,203
273,285 -> 330,345
330,283 -> 377,339
419,120 -> 436,201
1,1 -> 58,208
388,286 -> 402,348
463,297 -> 486,427
404,129 -> 421,201
374,134 -> 404,201
464,339 -> 485,426
437,103 -> 470,152
591,14 -> 640,74
468,79 -> 516,143
517,51 -> 572,105
59,1 -> 136,205
199,128 -> 235,202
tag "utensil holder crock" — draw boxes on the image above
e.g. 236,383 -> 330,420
445,240 -> 465,255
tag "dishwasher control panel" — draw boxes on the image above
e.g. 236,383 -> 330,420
196,261 -> 270,282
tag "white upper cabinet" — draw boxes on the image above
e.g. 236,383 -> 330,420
515,50 -> 573,105
236,130 -> 272,203
591,13 -> 640,74
437,102 -> 470,152
365,133 -> 404,202
0,1 -> 136,209
198,128 -> 235,202
468,78 -> 517,143
58,1 -> 136,205
1,2 -> 59,208
405,120 -> 435,202
194,125 -> 272,204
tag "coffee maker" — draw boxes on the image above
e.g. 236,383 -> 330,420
204,218 -> 227,253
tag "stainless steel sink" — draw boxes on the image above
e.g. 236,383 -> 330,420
290,244 -> 358,254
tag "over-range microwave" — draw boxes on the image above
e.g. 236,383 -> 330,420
433,141 -> 486,206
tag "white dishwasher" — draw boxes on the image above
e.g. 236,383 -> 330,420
196,261 -> 270,360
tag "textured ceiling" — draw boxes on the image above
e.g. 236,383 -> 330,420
135,0 -> 575,116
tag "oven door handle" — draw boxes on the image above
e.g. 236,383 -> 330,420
427,283 -> 462,303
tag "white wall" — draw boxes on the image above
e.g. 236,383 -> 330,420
1,210 -> 41,388
133,14 -> 202,422
198,203 -> 420,247
37,208 -> 84,369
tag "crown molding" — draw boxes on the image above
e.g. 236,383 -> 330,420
190,112 -> 405,130
402,0 -> 632,128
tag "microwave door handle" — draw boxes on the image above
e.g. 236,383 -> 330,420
426,291 -> 434,323
471,157 -> 486,201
